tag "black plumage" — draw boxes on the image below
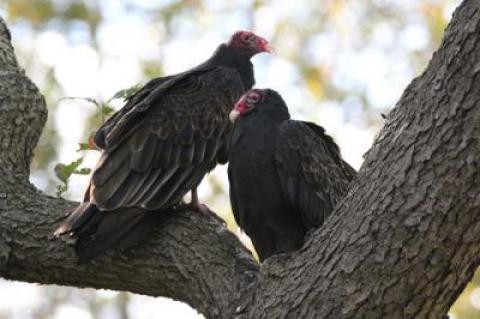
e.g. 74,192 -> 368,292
53,31 -> 271,261
228,89 -> 356,261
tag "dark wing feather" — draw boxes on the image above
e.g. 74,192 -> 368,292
227,165 -> 241,224
90,66 -> 244,211
302,121 -> 357,180
95,76 -> 175,150
94,58 -> 218,150
274,120 -> 356,229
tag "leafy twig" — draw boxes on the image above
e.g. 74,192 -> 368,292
54,157 -> 91,198
55,84 -> 142,197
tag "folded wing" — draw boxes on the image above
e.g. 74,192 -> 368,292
90,67 -> 244,211
274,120 -> 356,229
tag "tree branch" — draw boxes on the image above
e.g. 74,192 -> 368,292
2,1 -> 480,318
245,1 -> 480,318
0,15 -> 258,319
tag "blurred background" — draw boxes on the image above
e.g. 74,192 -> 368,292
0,0 -> 477,318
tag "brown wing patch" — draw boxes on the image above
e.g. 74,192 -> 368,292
91,67 -> 245,211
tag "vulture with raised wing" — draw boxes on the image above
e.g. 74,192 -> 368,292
53,31 -> 272,261
228,89 -> 356,261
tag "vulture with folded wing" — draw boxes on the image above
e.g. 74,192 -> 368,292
53,31 -> 272,261
228,89 -> 356,261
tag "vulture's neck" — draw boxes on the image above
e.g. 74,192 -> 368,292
209,44 -> 255,89
243,107 -> 290,132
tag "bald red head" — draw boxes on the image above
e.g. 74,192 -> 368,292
227,31 -> 273,55
230,89 -> 265,122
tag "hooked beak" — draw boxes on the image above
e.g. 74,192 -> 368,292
231,95 -> 248,123
256,37 -> 274,53
229,109 -> 241,123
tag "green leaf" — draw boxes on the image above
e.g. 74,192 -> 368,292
73,167 -> 91,175
54,157 -> 83,183
54,157 -> 92,198
101,105 -> 115,116
77,142 -> 92,151
108,83 -> 142,102
56,184 -> 68,198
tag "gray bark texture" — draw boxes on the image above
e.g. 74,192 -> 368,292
1,1 -> 480,318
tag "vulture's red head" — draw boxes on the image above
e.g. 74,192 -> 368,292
230,89 -> 264,122
230,89 -> 289,122
227,31 -> 273,56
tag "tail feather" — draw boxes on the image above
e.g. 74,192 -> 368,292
75,207 -> 165,262
53,203 -> 165,262
52,202 -> 98,237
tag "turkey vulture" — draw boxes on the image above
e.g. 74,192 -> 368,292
228,89 -> 356,261
52,31 -> 272,261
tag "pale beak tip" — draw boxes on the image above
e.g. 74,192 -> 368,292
265,44 -> 275,53
229,110 -> 240,123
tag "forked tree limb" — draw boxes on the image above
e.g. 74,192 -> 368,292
1,1 -> 480,318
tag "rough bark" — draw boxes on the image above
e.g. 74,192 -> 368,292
0,15 -> 258,319
1,1 -> 480,318
246,2 -> 480,317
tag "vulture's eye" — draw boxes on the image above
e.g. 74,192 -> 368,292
247,93 -> 260,104
242,33 -> 255,44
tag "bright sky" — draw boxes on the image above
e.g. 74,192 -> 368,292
0,0 -> 460,318
0,280 -> 203,318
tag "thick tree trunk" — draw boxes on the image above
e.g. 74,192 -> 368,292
1,1 -> 480,318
